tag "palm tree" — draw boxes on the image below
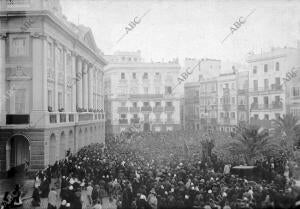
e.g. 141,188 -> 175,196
225,125 -> 273,165
272,114 -> 300,159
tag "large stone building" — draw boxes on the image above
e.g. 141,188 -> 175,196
0,0 -> 106,173
104,51 -> 181,134
247,47 -> 300,128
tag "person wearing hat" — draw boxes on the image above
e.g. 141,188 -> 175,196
147,189 -> 157,209
59,200 -> 67,209
48,187 -> 58,209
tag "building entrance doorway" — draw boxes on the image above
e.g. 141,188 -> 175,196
6,135 -> 30,172
143,123 -> 150,132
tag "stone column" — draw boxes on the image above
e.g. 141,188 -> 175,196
88,65 -> 93,109
0,33 -> 7,126
71,52 -> 76,112
82,61 -> 88,110
76,56 -> 83,108
31,33 -> 48,127
63,48 -> 67,111
54,41 -> 59,111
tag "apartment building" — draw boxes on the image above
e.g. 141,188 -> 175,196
104,51 -> 181,134
247,47 -> 300,128
217,71 -> 238,132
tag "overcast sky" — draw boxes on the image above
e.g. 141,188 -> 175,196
60,0 -> 300,65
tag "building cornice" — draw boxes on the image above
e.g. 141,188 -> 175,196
0,10 -> 108,66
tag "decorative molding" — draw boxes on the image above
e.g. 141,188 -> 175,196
30,32 -> 46,40
0,33 -> 7,40
7,65 -> 31,81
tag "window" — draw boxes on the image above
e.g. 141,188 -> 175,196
275,77 -> 281,86
12,38 -> 26,56
253,80 -> 258,91
231,97 -> 235,104
47,42 -> 53,67
121,72 -> 125,79
254,114 -> 259,119
275,96 -> 281,103
275,113 -> 281,119
264,64 -> 268,72
128,57 -> 131,61
263,96 -> 269,107
133,114 -> 138,118
132,102 -> 137,107
167,112 -> 172,121
144,87 -> 148,94
166,102 -> 172,107
155,102 -> 161,107
15,89 -> 25,114
292,87 -> 300,97
132,73 -> 136,79
143,102 -> 149,107
276,62 -> 280,71
143,73 -> 148,79
120,114 -> 127,119
264,114 -> 269,120
264,79 -> 269,90
48,90 -> 53,108
253,66 -> 257,74
155,113 -> 160,121
220,112 -> 224,118
121,102 -> 126,106
220,98 -> 223,104
230,112 -> 235,119
231,83 -> 235,90
155,72 -> 160,76
58,92 -> 63,109
165,86 -> 172,95
155,87 -> 160,94
253,97 -> 258,104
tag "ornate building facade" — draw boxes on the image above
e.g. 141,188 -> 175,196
0,0 -> 106,173
104,51 -> 181,134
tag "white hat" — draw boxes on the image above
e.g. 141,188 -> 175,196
66,203 -> 70,207
208,190 -> 212,194
185,195 -> 189,199
69,186 -> 73,190
62,200 -> 67,205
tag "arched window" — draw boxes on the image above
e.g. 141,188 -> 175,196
276,62 -> 280,71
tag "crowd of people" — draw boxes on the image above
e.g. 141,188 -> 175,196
1,130 -> 300,209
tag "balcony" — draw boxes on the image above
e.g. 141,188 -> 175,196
69,113 -> 75,122
141,106 -> 152,112
223,117 -> 230,124
59,113 -> 66,123
250,85 -> 283,94
49,113 -> 57,124
129,94 -> 163,99
130,118 -> 140,124
250,118 -> 272,129
272,102 -> 283,109
251,103 -> 283,110
223,88 -> 230,95
117,107 -> 128,113
6,114 -> 30,125
153,106 -> 164,112
165,106 -> 175,112
238,89 -> 248,94
78,112 -> 94,122
130,107 -> 140,113
119,119 -> 128,124
222,104 -> 231,111
238,104 -> 247,111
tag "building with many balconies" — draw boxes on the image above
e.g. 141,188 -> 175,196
104,51 -> 181,134
217,70 -> 238,132
0,0 -> 106,173
247,47 -> 300,128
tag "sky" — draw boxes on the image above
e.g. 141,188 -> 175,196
60,0 -> 300,66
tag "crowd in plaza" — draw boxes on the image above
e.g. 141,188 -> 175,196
1,130 -> 300,209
